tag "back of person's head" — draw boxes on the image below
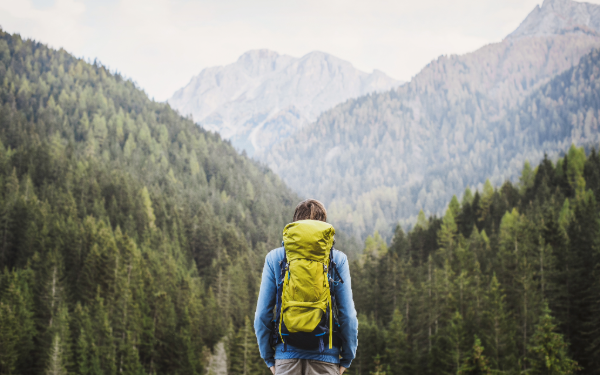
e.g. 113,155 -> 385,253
293,199 -> 327,222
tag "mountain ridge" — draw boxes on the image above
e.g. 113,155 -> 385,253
263,0 -> 600,240
508,0 -> 600,38
168,49 -> 402,155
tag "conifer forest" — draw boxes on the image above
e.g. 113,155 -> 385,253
1,25 -> 600,375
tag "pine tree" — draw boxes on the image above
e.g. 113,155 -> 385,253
437,208 -> 458,263
526,305 -> 580,375
481,275 -> 517,372
89,289 -> 117,374
385,310 -> 412,375
388,225 -> 409,260
565,190 -> 600,368
584,148 -> 600,200
433,311 -> 468,375
370,355 -> 386,375
416,210 -> 429,230
45,334 -> 68,375
458,187 -> 476,238
519,161 -> 535,194
0,167 -> 18,268
0,301 -> 19,374
458,336 -> 491,375
354,314 -> 386,375
0,269 -> 35,374
587,260 -> 600,374
448,196 -> 461,220
462,187 -> 474,207
497,208 -> 541,363
478,180 -> 494,223
229,316 -> 265,375
566,145 -> 586,195
138,186 -> 156,230
119,332 -> 144,375
45,304 -> 72,375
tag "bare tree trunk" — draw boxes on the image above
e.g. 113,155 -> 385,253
50,267 -> 57,328
428,259 -> 432,352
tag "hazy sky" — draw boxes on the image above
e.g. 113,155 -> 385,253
2,0 -> 598,101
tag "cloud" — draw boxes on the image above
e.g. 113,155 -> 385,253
2,0 -> 600,101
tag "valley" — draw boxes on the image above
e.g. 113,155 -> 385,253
1,0 -> 600,374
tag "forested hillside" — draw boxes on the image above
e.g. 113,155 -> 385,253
348,145 -> 600,374
263,0 -> 600,240
0,29 -> 296,374
492,47 -> 600,162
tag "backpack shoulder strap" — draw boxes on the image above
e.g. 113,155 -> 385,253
329,248 -> 344,285
271,245 -> 288,347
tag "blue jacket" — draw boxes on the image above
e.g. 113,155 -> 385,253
254,246 -> 358,368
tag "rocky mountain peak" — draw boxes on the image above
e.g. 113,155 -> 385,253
168,50 -> 401,155
235,49 -> 292,77
508,0 -> 600,39
237,49 -> 280,62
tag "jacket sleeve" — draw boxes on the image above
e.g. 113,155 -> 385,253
254,252 -> 277,368
335,254 -> 358,368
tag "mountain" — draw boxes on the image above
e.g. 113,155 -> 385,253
0,29 -> 295,374
263,0 -> 600,240
509,0 -> 600,38
168,50 -> 401,155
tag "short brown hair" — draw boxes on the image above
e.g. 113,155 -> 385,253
293,199 -> 327,222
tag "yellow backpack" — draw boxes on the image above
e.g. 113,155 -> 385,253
272,220 -> 342,351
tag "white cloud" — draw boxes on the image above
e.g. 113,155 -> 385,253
2,0 -> 600,101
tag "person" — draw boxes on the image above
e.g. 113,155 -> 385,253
254,199 -> 358,375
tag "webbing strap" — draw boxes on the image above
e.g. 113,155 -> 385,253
284,300 -> 328,310
278,268 -> 289,344
324,261 -> 333,349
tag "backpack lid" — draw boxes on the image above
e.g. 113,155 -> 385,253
283,220 -> 335,262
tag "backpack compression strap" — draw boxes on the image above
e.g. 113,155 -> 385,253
325,262 -> 333,349
278,260 -> 289,345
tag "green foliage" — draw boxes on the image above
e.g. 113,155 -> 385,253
0,301 -> 20,374
527,305 -> 580,375
363,231 -> 388,259
349,147 -> 600,374
0,269 -> 35,374
0,29 -> 298,375
567,145 -> 587,194
462,188 -> 474,207
519,161 -> 535,194
228,317 -> 267,375
481,275 -> 517,372
384,310 -> 412,375
416,210 -> 428,230
370,355 -> 386,375
438,208 -> 457,259
458,336 -> 491,375
351,315 -> 386,375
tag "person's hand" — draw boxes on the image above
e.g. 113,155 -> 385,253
340,366 -> 347,375
270,366 -> 275,375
